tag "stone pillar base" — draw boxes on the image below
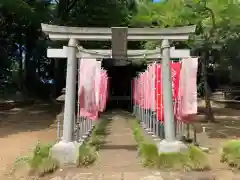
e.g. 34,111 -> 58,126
50,140 -> 80,166
157,140 -> 188,153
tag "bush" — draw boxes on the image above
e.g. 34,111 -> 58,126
221,140 -> 240,169
156,145 -> 209,171
77,118 -> 109,167
129,118 -> 209,171
88,120 -> 109,149
37,158 -> 59,176
13,142 -> 59,177
29,143 -> 59,176
30,143 -> 52,169
131,119 -> 144,144
77,143 -> 97,167
139,142 -> 159,167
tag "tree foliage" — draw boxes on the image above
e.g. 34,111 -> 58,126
1,0 -> 240,110
131,0 -> 240,121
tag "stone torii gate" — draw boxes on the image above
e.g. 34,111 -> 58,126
41,23 -> 196,165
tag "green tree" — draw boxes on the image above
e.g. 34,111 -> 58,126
0,0 -> 53,95
131,0 -> 240,121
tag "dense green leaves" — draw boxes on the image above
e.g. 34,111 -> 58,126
1,0 -> 240,99
0,0 -> 135,96
131,0 -> 240,67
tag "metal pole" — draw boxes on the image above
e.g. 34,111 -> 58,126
62,38 -> 78,142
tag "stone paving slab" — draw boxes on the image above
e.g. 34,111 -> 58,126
85,114 -> 147,172
49,171 -> 240,180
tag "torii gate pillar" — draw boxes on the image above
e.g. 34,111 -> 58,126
51,38 -> 79,165
157,39 -> 187,152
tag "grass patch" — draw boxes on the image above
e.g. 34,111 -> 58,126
13,142 -> 59,177
221,140 -> 240,169
77,143 -> 97,167
12,118 -> 110,175
77,118 -> 109,167
129,118 -> 209,171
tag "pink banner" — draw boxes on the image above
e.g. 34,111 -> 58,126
135,77 -> 139,106
98,70 -> 108,112
78,61 -> 109,119
78,58 -> 99,120
145,68 -> 151,109
176,58 -> 198,122
148,64 -> 156,111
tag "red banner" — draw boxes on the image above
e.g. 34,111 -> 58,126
155,62 -> 181,121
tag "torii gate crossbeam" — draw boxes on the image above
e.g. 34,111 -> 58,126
41,24 -> 195,41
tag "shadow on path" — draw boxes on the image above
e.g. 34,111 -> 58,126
99,144 -> 138,151
0,102 -> 61,138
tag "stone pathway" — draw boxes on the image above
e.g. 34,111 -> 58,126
88,114 -> 145,172
46,112 -> 164,180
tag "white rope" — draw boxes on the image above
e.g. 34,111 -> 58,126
76,45 -> 162,58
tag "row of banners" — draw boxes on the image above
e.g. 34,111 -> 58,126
132,57 -> 198,122
78,59 -> 108,120
77,57 -> 198,122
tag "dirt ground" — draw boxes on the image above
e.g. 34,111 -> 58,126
191,104 -> 240,180
0,102 -> 61,180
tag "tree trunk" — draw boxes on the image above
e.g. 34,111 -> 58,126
18,44 -> 23,91
24,29 -> 37,94
202,50 -> 215,122
54,59 -> 66,98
